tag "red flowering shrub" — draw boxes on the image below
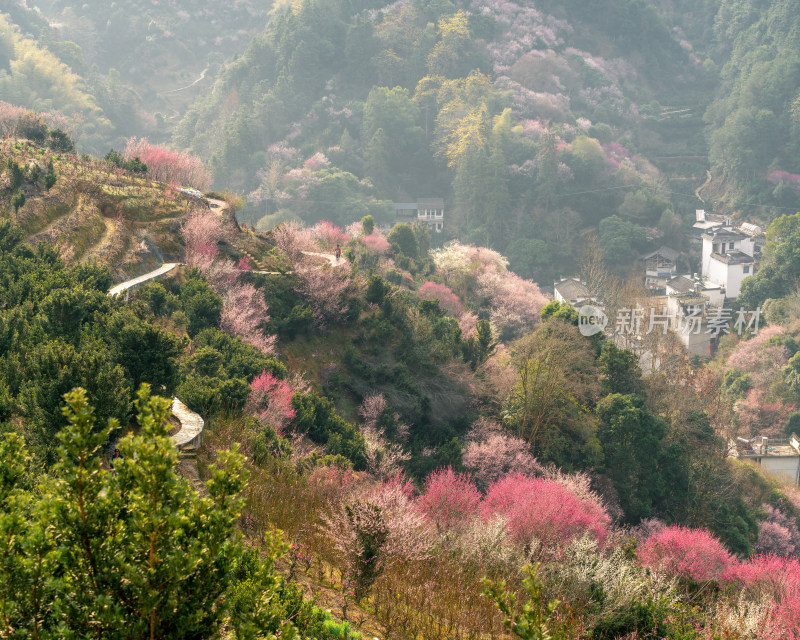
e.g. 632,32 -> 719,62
723,555 -> 800,640
418,467 -> 481,531
481,473 -> 610,550
311,220 -> 349,251
418,281 -> 463,316
237,256 -> 252,271
247,370 -> 296,431
637,526 -> 734,583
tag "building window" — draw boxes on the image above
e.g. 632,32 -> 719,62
743,265 -> 750,274
729,242 -> 735,249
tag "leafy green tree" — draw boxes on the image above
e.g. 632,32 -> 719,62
739,213 -> 800,308
0,220 -> 23,252
596,393 -> 669,522
483,564 -> 564,640
101,309 -> 183,394
179,270 -> 223,337
44,159 -> 56,190
361,214 -> 375,235
539,301 -> 578,325
598,342 -> 642,395
6,159 -> 23,190
387,223 -> 419,259
0,385 -> 296,637
46,128 -> 73,153
290,393 -> 367,469
17,340 -> 130,463
598,215 -> 647,265
11,190 -> 24,212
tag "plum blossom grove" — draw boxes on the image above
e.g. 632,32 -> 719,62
181,208 -> 277,355
125,137 -> 212,190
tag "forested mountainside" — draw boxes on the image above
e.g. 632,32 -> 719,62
174,0 -> 704,282
4,0 -> 800,637
5,0 -> 800,278
1,0 -> 268,150
3,128 -> 800,636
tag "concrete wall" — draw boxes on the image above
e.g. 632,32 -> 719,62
760,456 -> 800,485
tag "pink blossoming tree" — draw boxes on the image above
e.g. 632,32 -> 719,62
246,370 -> 296,432
220,282 -> 276,356
418,281 -> 464,316
637,526 -> 734,583
125,137 -> 212,189
481,473 -> 611,551
417,467 -> 481,532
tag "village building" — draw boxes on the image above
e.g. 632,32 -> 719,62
701,222 -> 763,299
732,434 -> 800,486
391,198 -> 444,232
553,277 -> 591,307
641,246 -> 680,289
692,209 -> 725,241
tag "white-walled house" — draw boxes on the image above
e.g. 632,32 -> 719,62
733,434 -> 800,485
553,277 -> 591,307
701,224 -> 762,299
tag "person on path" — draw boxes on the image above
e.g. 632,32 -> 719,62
334,244 -> 341,261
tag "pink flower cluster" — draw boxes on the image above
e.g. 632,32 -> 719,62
311,220 -> 350,251
124,137 -> 212,190
417,468 -> 611,551
418,281 -> 464,316
0,102 -> 34,138
768,170 -> 800,190
724,555 -> 800,640
246,369 -> 296,431
361,234 -> 391,254
637,525 -> 734,583
220,283 -> 276,356
603,142 -> 631,172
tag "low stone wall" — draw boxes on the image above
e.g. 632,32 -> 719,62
170,397 -> 204,450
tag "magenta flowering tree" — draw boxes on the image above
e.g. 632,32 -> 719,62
723,554 -> 800,640
418,281 -> 464,316
417,467 -> 481,532
237,256 -> 252,271
481,473 -> 611,551
124,137 -> 212,189
246,369 -> 296,431
220,283 -> 277,356
311,220 -> 349,251
637,526 -> 734,583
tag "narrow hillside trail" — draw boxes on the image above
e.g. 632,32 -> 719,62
107,262 -> 181,296
107,271 -> 207,495
84,217 -> 118,263
695,169 -> 712,204
300,250 -> 349,268
159,67 -> 209,95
